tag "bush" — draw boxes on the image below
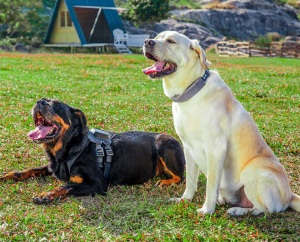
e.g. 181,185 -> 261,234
254,32 -> 284,44
0,0 -> 49,47
169,0 -> 202,9
203,1 -> 237,10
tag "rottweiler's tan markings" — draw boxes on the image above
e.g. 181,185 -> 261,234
0,165 -> 49,181
155,158 -> 181,187
70,176 -> 83,183
34,186 -> 69,203
50,114 -> 70,156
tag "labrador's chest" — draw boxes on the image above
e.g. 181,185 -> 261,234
172,101 -> 208,141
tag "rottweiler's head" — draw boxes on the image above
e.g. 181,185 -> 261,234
28,98 -> 88,146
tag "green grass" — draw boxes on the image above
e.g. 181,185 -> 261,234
169,0 -> 202,9
0,52 -> 299,241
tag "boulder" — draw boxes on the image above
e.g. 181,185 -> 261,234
227,0 -> 298,19
14,43 -> 29,52
0,45 -> 12,52
171,0 -> 300,40
199,0 -> 227,4
123,18 -> 222,49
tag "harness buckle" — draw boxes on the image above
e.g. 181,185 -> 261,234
96,143 -> 105,168
105,143 -> 113,159
88,129 -> 114,178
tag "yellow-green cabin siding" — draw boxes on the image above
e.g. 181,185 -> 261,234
49,0 -> 80,44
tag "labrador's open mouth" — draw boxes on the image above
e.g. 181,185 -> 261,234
28,111 -> 60,142
143,52 -> 177,78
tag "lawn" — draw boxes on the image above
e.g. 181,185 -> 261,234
0,51 -> 299,241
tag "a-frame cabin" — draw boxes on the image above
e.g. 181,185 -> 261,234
44,0 -> 131,53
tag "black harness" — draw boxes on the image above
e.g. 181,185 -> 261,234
66,128 -> 113,179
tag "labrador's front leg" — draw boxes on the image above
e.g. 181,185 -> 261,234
197,141 -> 226,215
171,147 -> 199,202
181,147 -> 199,201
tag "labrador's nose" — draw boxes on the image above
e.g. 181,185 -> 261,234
144,39 -> 155,46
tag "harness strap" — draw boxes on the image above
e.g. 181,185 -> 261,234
89,128 -> 113,180
67,140 -> 90,174
103,141 -> 113,179
66,129 -> 114,179
95,143 -> 104,168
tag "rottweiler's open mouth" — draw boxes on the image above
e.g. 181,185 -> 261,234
143,52 -> 177,78
28,111 -> 59,141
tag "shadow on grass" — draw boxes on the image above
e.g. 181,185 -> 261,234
78,173 -> 300,240
229,208 -> 300,241
78,179 -> 186,237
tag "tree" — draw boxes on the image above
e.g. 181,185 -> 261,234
43,0 -> 56,8
121,0 -> 170,38
0,0 -> 49,46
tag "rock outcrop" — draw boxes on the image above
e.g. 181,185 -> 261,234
14,43 -> 29,52
171,0 -> 300,40
123,18 -> 222,49
0,45 -> 12,52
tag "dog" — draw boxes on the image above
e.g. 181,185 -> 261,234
142,31 -> 300,215
0,98 -> 185,204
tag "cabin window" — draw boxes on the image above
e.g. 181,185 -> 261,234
67,12 -> 72,27
60,11 -> 72,27
60,11 -> 65,27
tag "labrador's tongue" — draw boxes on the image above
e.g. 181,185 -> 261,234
142,61 -> 165,74
28,125 -> 52,140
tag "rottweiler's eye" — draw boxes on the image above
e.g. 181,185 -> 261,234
54,105 -> 63,111
167,39 -> 177,44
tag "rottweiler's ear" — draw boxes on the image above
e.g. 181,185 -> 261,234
70,107 -> 88,134
190,39 -> 211,69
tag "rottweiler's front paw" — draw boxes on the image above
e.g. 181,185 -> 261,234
0,172 -> 9,181
156,179 -> 172,187
33,192 -> 54,204
33,187 -> 68,204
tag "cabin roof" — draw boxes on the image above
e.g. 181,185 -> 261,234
44,0 -> 125,44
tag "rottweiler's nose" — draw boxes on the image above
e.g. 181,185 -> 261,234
144,39 -> 155,46
37,99 -> 47,106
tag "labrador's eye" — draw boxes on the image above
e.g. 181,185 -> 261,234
167,39 -> 177,44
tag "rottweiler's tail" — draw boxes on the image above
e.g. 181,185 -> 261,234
290,193 -> 300,212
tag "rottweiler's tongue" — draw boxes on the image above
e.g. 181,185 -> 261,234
28,125 -> 52,140
142,61 -> 165,74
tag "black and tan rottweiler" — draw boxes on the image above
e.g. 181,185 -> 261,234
0,98 -> 185,204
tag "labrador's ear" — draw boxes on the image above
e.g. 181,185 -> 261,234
190,39 -> 211,69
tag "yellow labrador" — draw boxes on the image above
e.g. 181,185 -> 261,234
142,31 -> 300,215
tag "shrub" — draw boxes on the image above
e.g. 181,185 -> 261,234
169,0 -> 202,9
203,1 -> 237,10
254,32 -> 284,44
0,0 -> 49,47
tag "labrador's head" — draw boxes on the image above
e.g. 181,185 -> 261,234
142,31 -> 211,79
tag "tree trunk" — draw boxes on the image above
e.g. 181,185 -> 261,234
143,23 -> 150,37
150,22 -> 155,39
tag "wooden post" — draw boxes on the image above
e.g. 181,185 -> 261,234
249,42 -> 251,57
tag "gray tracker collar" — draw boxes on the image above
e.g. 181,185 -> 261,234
171,69 -> 210,103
